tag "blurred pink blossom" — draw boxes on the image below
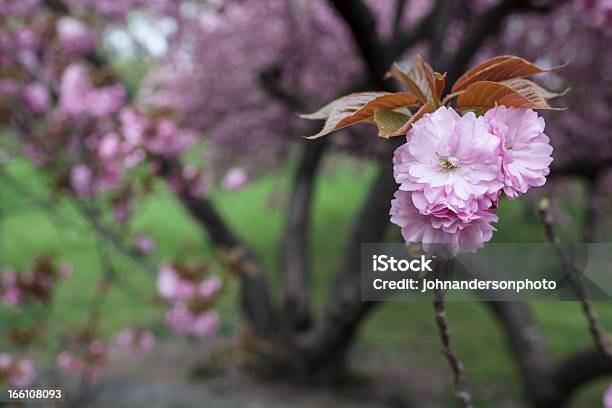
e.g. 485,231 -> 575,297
191,311 -> 220,337
114,328 -> 155,353
133,233 -> 155,254
146,120 -> 197,158
59,263 -> 73,279
157,263 -> 194,301
221,167 -> 248,191
59,64 -> 125,119
22,82 -> 51,114
604,384 -> 612,408
576,0 -> 612,27
56,16 -> 98,55
70,164 -> 93,197
199,275 -> 222,299
98,133 -> 120,160
165,304 -> 219,337
165,303 -> 193,335
56,340 -> 107,381
0,354 -> 36,388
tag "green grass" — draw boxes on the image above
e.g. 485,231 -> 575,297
1,157 -> 611,406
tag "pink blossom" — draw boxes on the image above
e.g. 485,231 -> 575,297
59,263 -> 73,279
22,82 -> 51,114
16,28 -> 40,50
2,287 -> 23,307
114,328 -> 155,353
484,106 -> 553,199
191,311 -> 219,337
221,167 -> 248,191
9,358 -> 35,388
112,199 -> 132,224
0,79 -> 19,96
88,340 -> 105,356
0,353 -> 11,370
133,233 -> 155,254
146,120 -> 197,158
182,166 -> 208,198
394,107 -> 502,216
1,271 -> 23,307
390,190 -> 497,255
70,164 -> 93,197
604,384 -> 612,408
165,303 -> 193,334
59,64 -> 125,118
119,108 -> 147,145
156,264 -> 194,301
56,16 -> 98,55
57,343 -> 106,381
199,275 -> 222,299
57,351 -> 82,373
98,133 -> 120,160
138,331 -> 155,351
576,0 -> 612,27
157,263 -> 179,299
165,304 -> 219,337
0,355 -> 36,388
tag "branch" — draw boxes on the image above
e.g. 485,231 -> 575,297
486,301 -> 557,403
584,171 -> 609,242
429,0 -> 458,64
270,0 -> 431,332
328,0 -> 387,84
434,286 -> 473,408
259,66 -> 308,112
550,157 -> 612,179
548,348 -> 612,406
174,188 -> 279,336
442,0 -> 570,84
299,139 -> 401,364
390,7 -> 435,58
538,198 -> 612,356
392,0 -> 407,41
280,138 -> 328,332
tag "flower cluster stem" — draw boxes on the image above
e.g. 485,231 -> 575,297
433,283 -> 474,408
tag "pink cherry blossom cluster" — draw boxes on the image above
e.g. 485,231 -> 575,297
0,354 -> 35,388
1,0 -> 204,234
56,16 -> 99,56
156,263 -> 222,337
576,0 -> 612,28
113,328 -> 156,354
391,106 -> 553,254
0,258 -> 72,308
57,339 -> 107,381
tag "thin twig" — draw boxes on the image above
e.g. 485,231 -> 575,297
433,261 -> 473,408
538,198 -> 611,357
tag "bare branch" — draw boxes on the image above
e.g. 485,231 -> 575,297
538,198 -> 612,356
392,0 -> 407,41
328,0 -> 387,84
434,287 -> 473,408
174,188 -> 279,335
548,348 -> 612,406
